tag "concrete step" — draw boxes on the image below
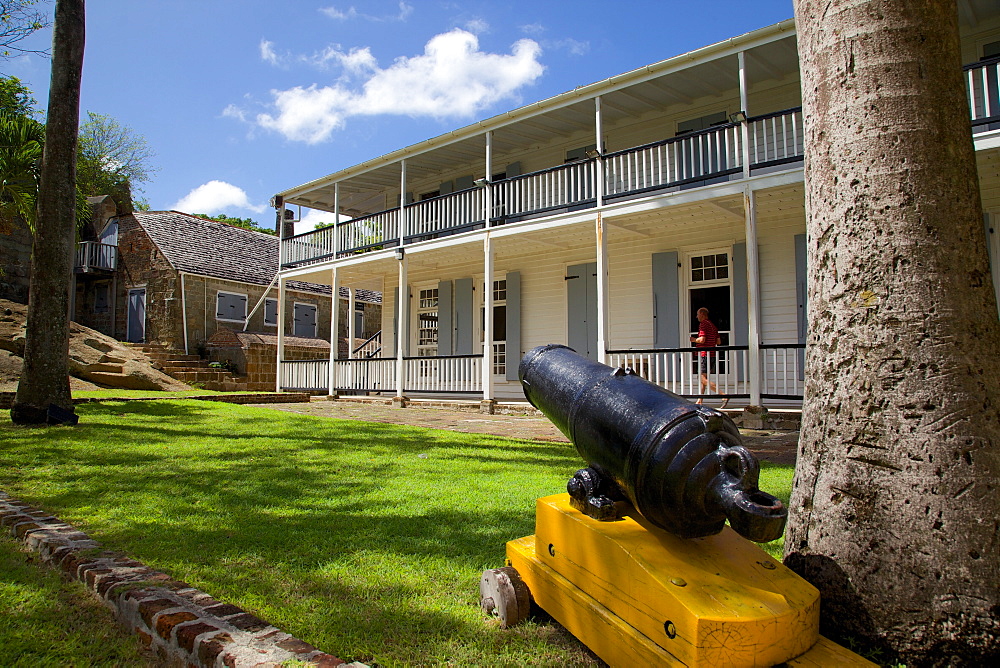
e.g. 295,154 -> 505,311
159,359 -> 208,369
145,352 -> 199,362
170,370 -> 234,382
99,354 -> 127,365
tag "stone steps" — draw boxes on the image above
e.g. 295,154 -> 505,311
128,343 -> 249,392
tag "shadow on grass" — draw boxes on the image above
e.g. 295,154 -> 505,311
0,400 -> 599,664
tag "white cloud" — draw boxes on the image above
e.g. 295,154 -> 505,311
319,2 -> 411,22
464,18 -> 489,34
520,23 -> 545,36
173,181 -> 266,215
260,39 -> 281,65
552,38 -> 589,56
319,6 -> 357,20
249,29 -> 544,144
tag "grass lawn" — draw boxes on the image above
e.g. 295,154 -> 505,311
0,401 -> 792,666
0,533 -> 155,666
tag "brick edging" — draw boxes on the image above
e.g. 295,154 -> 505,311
0,491 -> 363,667
0,392 -> 312,410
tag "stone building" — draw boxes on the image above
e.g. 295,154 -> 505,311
72,210 -> 381,354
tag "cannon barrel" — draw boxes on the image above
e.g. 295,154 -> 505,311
519,344 -> 786,542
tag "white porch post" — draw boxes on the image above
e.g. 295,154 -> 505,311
333,182 -> 340,258
347,287 -> 356,351
399,160 -> 407,245
329,267 -> 340,396
485,131 -> 493,227
594,96 -> 609,364
743,188 -> 763,407
483,235 -> 494,400
738,49 -> 762,406
595,96 -> 604,207
738,51 -> 751,179
275,276 -> 286,392
596,212 -> 610,365
395,252 -> 408,399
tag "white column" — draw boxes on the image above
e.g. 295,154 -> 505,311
348,287 -> 356,351
275,276 -> 286,392
395,253 -> 408,398
595,211 -> 610,364
483,235 -> 494,400
595,96 -> 604,207
744,188 -> 763,406
329,267 -> 340,396
738,51 -> 751,180
485,131 -> 493,227
399,160 -> 408,245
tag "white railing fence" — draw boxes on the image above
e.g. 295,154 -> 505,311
335,357 -> 396,392
608,345 -> 804,402
403,355 -> 482,393
760,344 -> 805,399
606,347 -> 749,399
407,188 -> 484,241
280,359 -> 329,391
748,108 -> 804,167
76,241 -> 118,272
967,57 -> 1000,126
605,123 -> 743,197
494,159 -> 596,220
337,209 -> 400,256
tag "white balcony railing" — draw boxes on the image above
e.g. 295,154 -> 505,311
338,208 -> 400,257
403,354 -> 482,393
748,108 -> 804,168
280,359 -> 329,391
493,159 -> 596,220
407,188 -> 484,241
605,123 -> 744,198
967,56 -> 1000,128
75,241 -> 118,272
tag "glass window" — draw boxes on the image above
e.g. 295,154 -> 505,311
690,253 -> 728,283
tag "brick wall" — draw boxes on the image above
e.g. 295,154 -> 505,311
206,331 -> 330,391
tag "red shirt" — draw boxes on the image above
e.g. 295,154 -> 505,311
697,319 -> 719,354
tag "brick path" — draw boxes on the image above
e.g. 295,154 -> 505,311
255,400 -> 800,467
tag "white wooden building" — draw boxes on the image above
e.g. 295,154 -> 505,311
272,5 -> 1000,407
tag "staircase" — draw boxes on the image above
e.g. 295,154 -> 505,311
136,343 -> 248,392
81,353 -> 133,386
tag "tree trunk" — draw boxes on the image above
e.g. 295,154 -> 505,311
786,1 -> 1000,663
10,0 -> 85,425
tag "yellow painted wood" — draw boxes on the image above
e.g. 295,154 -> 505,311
505,494 -> 873,667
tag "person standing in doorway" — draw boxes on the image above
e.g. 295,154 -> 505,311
690,307 -> 728,407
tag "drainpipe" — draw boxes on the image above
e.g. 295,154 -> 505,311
180,272 -> 189,355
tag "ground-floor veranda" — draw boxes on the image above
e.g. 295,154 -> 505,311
275,170 -> 810,408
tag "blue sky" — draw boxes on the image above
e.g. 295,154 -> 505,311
3,0 -> 793,230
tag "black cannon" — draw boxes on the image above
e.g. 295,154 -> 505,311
519,344 -> 786,542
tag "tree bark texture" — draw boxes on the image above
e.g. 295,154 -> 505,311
11,0 -> 85,425
786,1 -> 1000,663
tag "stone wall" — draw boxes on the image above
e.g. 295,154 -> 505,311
336,298 -> 382,340
183,276 -> 336,354
116,215 -> 183,346
0,216 -> 32,304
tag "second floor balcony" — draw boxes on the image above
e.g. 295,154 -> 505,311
75,241 -> 118,273
281,106 -> 805,267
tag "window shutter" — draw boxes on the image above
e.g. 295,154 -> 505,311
505,272 -> 521,381
439,180 -> 454,195
438,280 -> 453,355
454,278 -> 474,355
794,234 -> 808,381
264,299 -> 278,325
504,162 -> 522,178
216,294 -> 229,319
732,242 -> 748,381
651,252 -> 680,348
454,175 -> 474,191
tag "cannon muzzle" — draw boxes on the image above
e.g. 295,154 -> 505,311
519,344 -> 786,542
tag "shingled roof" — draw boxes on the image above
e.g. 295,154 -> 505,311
132,211 -> 381,303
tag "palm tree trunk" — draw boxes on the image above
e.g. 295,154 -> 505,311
786,0 -> 1000,662
11,0 -> 85,425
